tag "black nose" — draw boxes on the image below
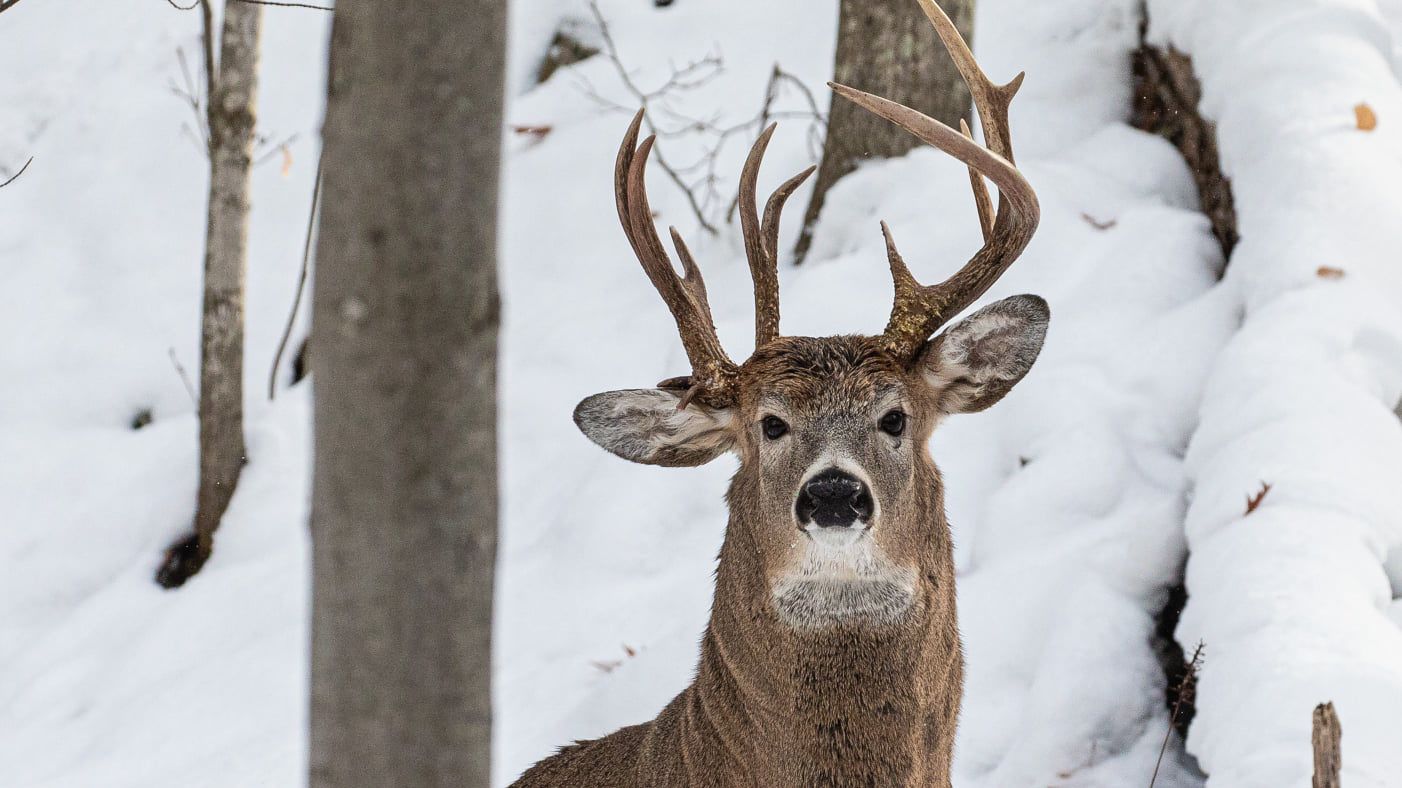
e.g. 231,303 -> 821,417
796,468 -> 874,529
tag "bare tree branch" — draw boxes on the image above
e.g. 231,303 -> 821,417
269,151 -> 323,400
0,0 -> 29,14
167,347 -> 199,405
0,156 -> 32,189
585,0 -> 718,233
170,46 -> 210,154
166,0 -> 333,10
579,3 -> 823,235
1150,641 -> 1205,788
230,0 -> 332,9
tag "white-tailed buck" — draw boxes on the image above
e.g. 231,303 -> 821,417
516,1 -> 1044,784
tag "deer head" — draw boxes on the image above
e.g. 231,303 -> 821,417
574,0 -> 1044,630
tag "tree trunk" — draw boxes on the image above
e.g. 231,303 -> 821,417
794,0 -> 974,263
308,0 -> 503,784
157,0 -> 262,589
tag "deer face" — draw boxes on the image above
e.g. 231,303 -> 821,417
575,296 -> 1047,626
577,14 -> 1042,626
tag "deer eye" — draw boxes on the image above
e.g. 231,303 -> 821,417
761,415 -> 789,440
879,410 -> 906,437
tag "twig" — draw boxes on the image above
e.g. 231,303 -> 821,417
0,156 -> 32,189
1150,641 -> 1204,788
577,3 -> 823,233
168,348 -> 199,406
166,0 -> 332,9
170,46 -> 210,155
0,0 -> 28,14
586,0 -> 717,234
253,132 -> 299,167
269,152 -> 323,400
231,0 -> 333,8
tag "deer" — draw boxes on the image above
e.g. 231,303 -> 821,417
514,1 -> 1044,785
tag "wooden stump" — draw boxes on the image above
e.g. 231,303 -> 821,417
1312,702 -> 1342,788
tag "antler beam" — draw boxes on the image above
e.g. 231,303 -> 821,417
615,110 -> 739,407
614,110 -> 814,405
829,0 -> 1041,361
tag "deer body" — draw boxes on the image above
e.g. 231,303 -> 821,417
517,2 -> 1044,784
519,557 -> 961,787
520,341 -> 966,788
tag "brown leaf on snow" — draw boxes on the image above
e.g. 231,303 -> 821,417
1245,481 -> 1272,515
1081,213 -> 1117,231
1316,266 -> 1346,280
590,659 -> 623,673
512,124 -> 554,141
1355,102 -> 1377,131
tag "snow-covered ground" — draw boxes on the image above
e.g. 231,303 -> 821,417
1,0 -> 1400,786
1150,0 -> 1402,784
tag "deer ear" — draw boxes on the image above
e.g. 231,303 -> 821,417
917,294 -> 1049,415
573,389 -> 735,467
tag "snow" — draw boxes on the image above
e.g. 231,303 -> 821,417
2,0 -> 1401,787
1147,0 -> 1402,784
0,1 -> 324,785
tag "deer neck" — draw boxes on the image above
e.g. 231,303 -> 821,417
684,476 -> 962,784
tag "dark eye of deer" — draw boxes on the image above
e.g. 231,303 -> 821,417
762,415 -> 789,440
879,410 -> 906,437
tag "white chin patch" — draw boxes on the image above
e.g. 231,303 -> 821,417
771,528 -> 916,630
803,524 -> 869,548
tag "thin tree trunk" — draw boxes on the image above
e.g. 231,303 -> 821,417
309,0 -> 503,784
794,0 -> 974,264
157,0 -> 263,588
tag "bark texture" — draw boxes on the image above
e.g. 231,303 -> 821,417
309,0 -> 504,785
157,0 -> 263,588
1132,40 -> 1238,262
1312,702 -> 1342,788
794,0 -> 974,263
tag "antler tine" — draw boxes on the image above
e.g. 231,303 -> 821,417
827,0 -> 1040,361
917,0 -> 1023,164
615,111 -> 738,406
738,124 -> 816,348
960,119 -> 995,243
669,227 -> 713,315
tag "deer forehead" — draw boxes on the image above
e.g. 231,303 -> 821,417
737,336 -> 911,414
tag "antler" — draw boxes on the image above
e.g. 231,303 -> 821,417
738,125 -> 815,347
614,110 -> 814,405
829,0 -> 1040,361
615,110 -> 739,407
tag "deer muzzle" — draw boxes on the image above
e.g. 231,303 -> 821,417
796,468 -> 875,530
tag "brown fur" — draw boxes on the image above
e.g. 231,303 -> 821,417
518,332 -> 1031,787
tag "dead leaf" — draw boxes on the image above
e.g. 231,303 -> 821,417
512,124 -> 554,142
1081,213 -> 1117,231
590,659 -> 623,673
1355,102 -> 1377,131
280,144 -> 294,178
1316,266 -> 1346,280
1245,481 -> 1272,515
622,644 -> 637,658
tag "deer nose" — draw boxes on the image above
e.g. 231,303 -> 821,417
796,468 -> 874,529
